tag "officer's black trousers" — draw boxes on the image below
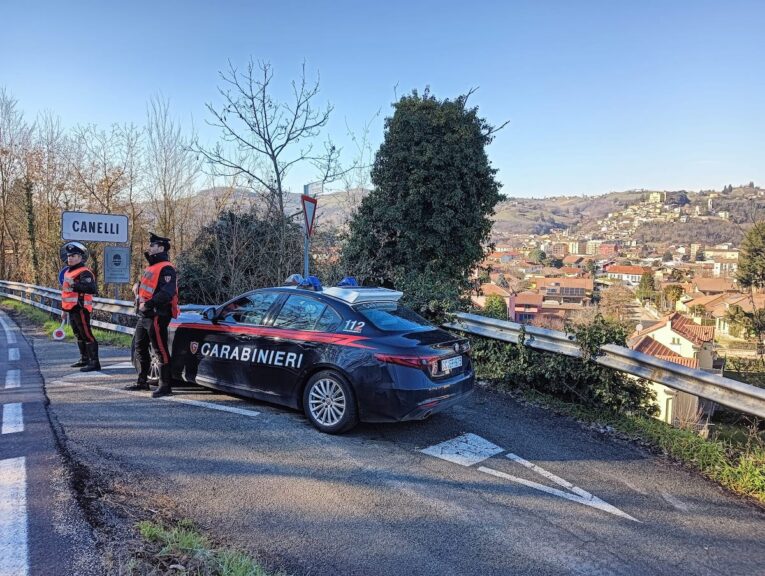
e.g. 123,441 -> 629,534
135,315 -> 171,381
69,307 -> 97,345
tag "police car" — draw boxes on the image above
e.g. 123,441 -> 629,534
135,280 -> 474,433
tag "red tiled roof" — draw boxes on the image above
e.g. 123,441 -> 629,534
669,313 -> 715,345
605,265 -> 652,276
631,336 -> 700,369
514,291 -> 543,306
656,355 -> 700,369
692,277 -> 737,293
535,277 -> 594,291
481,283 -> 512,297
559,267 -> 583,275
562,255 -> 583,264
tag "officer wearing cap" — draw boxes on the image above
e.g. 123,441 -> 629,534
60,242 -> 100,371
125,233 -> 179,397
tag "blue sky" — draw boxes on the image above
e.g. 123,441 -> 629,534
2,0 -> 763,197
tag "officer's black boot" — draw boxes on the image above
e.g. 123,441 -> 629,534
70,342 -> 88,368
80,342 -> 101,372
125,358 -> 151,391
123,378 -> 150,391
152,364 -> 173,398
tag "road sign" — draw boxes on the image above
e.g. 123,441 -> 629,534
104,246 -> 131,284
301,194 -> 318,237
62,211 -> 128,243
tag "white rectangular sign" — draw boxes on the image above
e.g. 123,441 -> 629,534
61,211 -> 128,243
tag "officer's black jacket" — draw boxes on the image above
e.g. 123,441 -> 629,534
140,252 -> 177,318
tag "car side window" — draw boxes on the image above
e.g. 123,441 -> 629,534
220,292 -> 279,326
315,306 -> 342,332
273,295 -> 327,331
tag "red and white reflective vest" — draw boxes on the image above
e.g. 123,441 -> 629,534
138,261 -> 179,318
61,267 -> 93,312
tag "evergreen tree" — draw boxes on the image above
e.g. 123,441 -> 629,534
342,89 -> 503,317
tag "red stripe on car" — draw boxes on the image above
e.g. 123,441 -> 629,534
169,322 -> 374,349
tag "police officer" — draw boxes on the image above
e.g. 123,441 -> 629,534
125,233 -> 179,398
60,242 -> 100,371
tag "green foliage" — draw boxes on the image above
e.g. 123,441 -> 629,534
737,222 -> 765,290
662,284 -> 684,307
519,389 -> 765,504
0,299 -> 132,347
662,251 -> 673,262
342,89 -> 502,318
468,315 -> 657,416
134,519 -> 277,576
178,209 -> 303,305
635,272 -> 656,302
482,294 -> 508,320
528,248 -> 546,264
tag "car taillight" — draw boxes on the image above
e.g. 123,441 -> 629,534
374,353 -> 451,377
375,353 -> 438,370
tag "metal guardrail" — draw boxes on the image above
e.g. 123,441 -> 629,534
3,281 -> 764,419
445,312 -> 765,419
0,280 -> 137,335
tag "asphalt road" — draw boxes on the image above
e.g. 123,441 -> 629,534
4,310 -> 765,575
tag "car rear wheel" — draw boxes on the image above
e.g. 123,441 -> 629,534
130,336 -> 160,383
303,370 -> 358,434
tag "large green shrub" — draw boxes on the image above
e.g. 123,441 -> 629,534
468,315 -> 658,416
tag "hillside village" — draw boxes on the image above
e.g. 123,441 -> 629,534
471,184 -> 765,427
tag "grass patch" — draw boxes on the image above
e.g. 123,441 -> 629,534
1,298 -> 133,347
133,519 -> 279,576
511,386 -> 765,505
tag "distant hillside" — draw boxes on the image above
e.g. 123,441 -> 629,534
183,183 -> 762,245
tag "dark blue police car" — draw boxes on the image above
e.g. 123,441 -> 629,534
136,282 -> 474,433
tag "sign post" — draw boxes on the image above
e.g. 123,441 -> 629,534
301,187 -> 319,278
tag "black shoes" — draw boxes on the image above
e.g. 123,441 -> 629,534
71,342 -> 87,367
124,381 -> 150,391
151,386 -> 172,398
79,342 -> 101,372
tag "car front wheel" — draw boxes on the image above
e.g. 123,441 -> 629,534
303,370 -> 359,434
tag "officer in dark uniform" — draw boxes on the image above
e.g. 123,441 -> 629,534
60,242 -> 100,371
125,233 -> 179,398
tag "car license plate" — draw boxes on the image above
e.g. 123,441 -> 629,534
441,356 -> 462,372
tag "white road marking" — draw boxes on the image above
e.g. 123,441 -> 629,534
479,465 -> 639,522
0,314 -> 17,345
506,452 -> 594,501
661,492 -> 691,512
420,433 -> 503,466
5,369 -> 20,389
1,403 -> 23,434
8,348 -> 19,362
53,380 -> 261,418
101,361 -> 135,370
63,370 -> 109,379
421,434 -> 639,522
0,456 -> 28,576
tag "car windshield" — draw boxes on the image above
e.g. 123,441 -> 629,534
355,302 -> 433,332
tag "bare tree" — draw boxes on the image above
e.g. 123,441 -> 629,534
144,95 -> 201,252
0,88 -> 34,279
34,113 -> 70,284
195,59 -> 333,281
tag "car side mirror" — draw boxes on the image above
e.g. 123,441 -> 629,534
202,306 -> 217,322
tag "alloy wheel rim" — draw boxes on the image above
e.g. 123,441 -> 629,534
308,378 -> 346,426
149,348 -> 160,381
